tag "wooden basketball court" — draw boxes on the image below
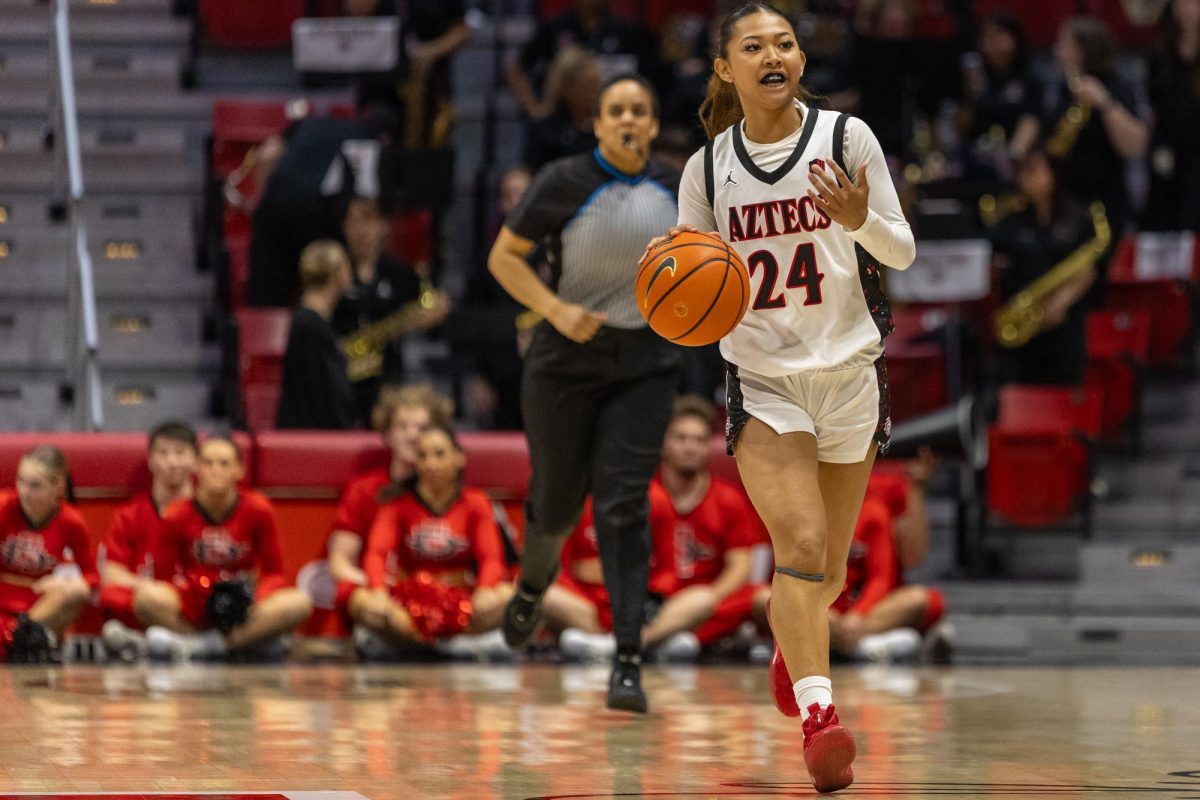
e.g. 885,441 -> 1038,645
1,664 -> 1196,799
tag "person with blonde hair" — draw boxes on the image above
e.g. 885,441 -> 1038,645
276,239 -> 359,429
523,45 -> 602,169
0,446 -> 96,663
322,385 -> 453,641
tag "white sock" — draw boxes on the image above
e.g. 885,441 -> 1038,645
793,675 -> 833,721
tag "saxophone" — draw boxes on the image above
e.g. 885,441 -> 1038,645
993,202 -> 1111,349
342,273 -> 439,383
1046,74 -> 1093,160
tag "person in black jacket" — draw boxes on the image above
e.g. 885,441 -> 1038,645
276,241 -> 359,429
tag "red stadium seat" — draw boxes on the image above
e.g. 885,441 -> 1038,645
242,384 -> 281,433
1105,281 -> 1194,367
987,385 -> 1102,528
1085,311 -> 1151,443
200,0 -> 302,49
886,307 -> 949,422
236,308 -> 290,388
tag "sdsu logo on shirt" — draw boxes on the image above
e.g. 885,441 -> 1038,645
1,532 -> 58,575
674,523 -> 716,581
192,527 -> 249,568
407,521 -> 469,561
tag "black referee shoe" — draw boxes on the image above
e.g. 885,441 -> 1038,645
502,582 -> 548,649
606,649 -> 647,713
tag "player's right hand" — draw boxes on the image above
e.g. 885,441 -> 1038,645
548,300 -> 607,343
642,224 -> 701,259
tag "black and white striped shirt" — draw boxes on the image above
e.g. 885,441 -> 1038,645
507,149 -> 679,329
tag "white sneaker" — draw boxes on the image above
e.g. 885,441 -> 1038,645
854,628 -> 921,663
657,631 -> 701,663
146,627 -> 226,661
558,628 -> 616,662
437,630 -> 513,662
101,619 -> 146,662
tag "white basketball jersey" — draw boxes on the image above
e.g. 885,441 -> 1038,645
678,105 -> 903,377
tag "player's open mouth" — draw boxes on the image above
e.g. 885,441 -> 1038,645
760,72 -> 786,86
621,133 -> 637,148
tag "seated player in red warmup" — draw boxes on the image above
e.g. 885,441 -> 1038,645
541,487 -> 676,661
321,385 -> 453,632
359,423 -> 513,651
640,396 -> 770,660
142,435 -> 313,660
827,456 -> 946,662
0,446 -> 97,663
98,421 -> 198,657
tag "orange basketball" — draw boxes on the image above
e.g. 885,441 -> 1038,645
636,230 -> 749,347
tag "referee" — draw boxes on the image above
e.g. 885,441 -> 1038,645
488,73 -> 680,713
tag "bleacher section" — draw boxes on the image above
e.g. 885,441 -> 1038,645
0,0 -> 214,430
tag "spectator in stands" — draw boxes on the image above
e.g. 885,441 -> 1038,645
0,446 -> 96,663
960,11 -> 1042,181
144,436 -> 312,660
332,196 -> 451,421
523,46 -> 601,170
344,0 -> 470,149
826,471 -> 947,663
1020,16 -> 1148,234
248,109 -> 398,307
1144,0 -> 1200,231
276,240 -> 360,430
449,166 -> 537,430
506,0 -> 662,122
98,421 -> 199,659
639,396 -> 768,661
991,145 -> 1108,385
358,423 -> 513,656
326,385 -> 453,634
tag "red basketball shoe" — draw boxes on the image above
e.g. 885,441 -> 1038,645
769,641 -> 802,716
765,598 -> 801,717
802,703 -> 856,793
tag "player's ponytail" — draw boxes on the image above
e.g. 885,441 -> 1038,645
699,3 -> 817,139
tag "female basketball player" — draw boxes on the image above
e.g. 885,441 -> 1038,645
361,423 -> 511,646
648,4 -> 915,791
0,446 -> 95,662
488,73 -> 681,712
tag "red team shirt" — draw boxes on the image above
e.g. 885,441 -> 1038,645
365,487 -> 506,590
330,469 -> 401,544
103,493 -> 165,576
153,491 -> 285,585
0,490 -> 98,614
653,476 -> 758,590
561,483 -> 678,596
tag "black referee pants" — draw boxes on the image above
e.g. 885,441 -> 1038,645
520,323 -> 681,651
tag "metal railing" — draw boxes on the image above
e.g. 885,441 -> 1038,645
50,0 -> 104,430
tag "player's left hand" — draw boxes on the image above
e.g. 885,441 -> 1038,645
808,160 -> 869,232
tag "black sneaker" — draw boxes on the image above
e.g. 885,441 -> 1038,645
502,582 -> 548,649
606,650 -> 647,713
